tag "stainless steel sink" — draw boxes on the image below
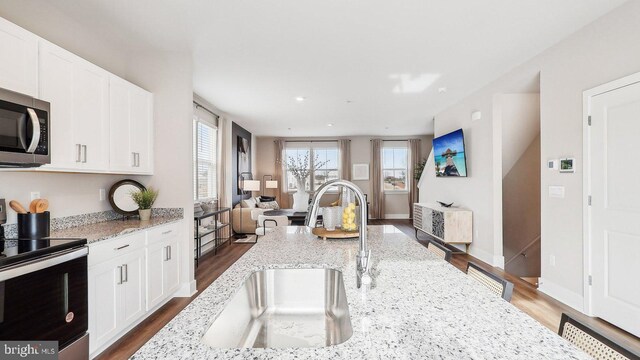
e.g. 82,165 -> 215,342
201,268 -> 353,348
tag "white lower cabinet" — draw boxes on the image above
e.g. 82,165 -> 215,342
88,223 -> 181,357
146,235 -> 179,310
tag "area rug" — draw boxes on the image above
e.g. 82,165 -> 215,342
233,235 -> 257,244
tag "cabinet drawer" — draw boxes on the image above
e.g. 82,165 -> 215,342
89,232 -> 146,267
146,222 -> 179,245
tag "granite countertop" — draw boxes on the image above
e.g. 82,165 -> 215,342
51,215 -> 183,244
132,225 -> 588,360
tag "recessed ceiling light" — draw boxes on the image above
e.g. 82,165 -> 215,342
288,127 -> 292,130
346,100 -> 353,104
438,87 -> 447,93
295,96 -> 306,102
327,123 -> 334,127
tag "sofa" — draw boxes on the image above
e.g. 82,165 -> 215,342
231,196 -> 280,234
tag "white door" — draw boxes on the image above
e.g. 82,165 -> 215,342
163,237 -> 180,295
130,86 -> 153,173
39,41 -> 79,169
72,60 -> 110,171
109,75 -> 134,172
0,17 -> 38,97
146,242 -> 166,310
88,261 -> 119,354
119,249 -> 146,327
589,80 -> 640,337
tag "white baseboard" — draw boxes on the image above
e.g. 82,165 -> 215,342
538,278 -> 584,312
385,213 -> 410,219
469,246 -> 495,267
493,255 -> 505,269
176,280 -> 197,297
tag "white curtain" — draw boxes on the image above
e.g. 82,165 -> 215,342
217,116 -> 230,238
408,139 -> 421,218
371,139 -> 385,219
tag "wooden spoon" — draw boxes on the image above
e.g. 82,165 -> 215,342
9,200 -> 28,214
31,199 -> 49,213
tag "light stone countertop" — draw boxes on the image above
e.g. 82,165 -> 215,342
132,225 -> 588,360
51,215 -> 183,244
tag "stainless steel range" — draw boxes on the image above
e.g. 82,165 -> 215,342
0,234 -> 89,360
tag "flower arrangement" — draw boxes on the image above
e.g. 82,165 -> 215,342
286,153 -> 328,190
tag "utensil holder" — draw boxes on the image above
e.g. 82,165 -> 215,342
18,211 -> 50,239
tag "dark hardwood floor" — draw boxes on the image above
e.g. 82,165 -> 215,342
96,221 -> 640,359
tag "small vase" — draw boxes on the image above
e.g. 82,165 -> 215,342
139,209 -> 152,221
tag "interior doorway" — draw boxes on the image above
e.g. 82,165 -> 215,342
500,92 -> 541,286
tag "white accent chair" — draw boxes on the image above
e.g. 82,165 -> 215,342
255,214 -> 289,237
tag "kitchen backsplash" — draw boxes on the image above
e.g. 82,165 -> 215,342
2,208 -> 184,238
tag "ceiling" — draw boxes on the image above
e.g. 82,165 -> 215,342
0,0 -> 628,136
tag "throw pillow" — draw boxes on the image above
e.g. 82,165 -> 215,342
259,196 -> 276,202
257,201 -> 280,210
241,198 -> 257,208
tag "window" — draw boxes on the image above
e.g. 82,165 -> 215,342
193,104 -> 218,201
285,142 -> 340,192
382,142 -> 408,191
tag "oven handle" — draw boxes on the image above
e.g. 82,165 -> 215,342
0,247 -> 88,282
26,108 -> 41,153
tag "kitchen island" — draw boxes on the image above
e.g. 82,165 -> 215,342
132,225 -> 587,359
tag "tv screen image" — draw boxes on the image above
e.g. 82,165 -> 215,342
433,129 -> 467,177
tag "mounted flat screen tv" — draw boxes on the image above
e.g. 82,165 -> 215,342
433,129 -> 467,177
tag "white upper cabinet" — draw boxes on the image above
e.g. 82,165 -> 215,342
0,17 -> 38,97
109,75 -> 153,174
0,15 -> 154,175
39,40 -> 110,171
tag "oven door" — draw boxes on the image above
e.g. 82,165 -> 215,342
0,247 -> 88,349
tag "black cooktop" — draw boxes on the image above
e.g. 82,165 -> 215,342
0,237 -> 87,269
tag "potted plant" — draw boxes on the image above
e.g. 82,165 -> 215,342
286,153 -> 327,212
130,187 -> 159,221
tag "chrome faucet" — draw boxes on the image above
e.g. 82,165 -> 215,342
305,179 -> 372,288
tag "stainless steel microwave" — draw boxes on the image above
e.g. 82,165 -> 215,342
0,87 -> 50,167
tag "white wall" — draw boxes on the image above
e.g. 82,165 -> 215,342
421,1 -> 640,310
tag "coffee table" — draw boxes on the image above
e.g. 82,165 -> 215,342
263,209 -> 321,226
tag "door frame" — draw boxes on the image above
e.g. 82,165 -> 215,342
582,71 -> 640,316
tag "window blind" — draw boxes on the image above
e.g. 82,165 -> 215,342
193,104 -> 219,201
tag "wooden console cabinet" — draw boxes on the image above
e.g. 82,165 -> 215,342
413,203 -> 473,252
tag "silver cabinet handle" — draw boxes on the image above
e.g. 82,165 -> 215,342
26,108 -> 41,153
132,152 -> 136,167
135,153 -> 140,167
81,145 -> 87,163
76,144 -> 82,162
117,266 -> 123,284
168,245 -> 172,260
162,230 -> 172,235
123,264 -> 128,283
114,244 -> 130,251
164,246 -> 169,261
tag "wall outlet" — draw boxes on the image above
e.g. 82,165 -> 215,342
30,191 -> 41,201
549,254 -> 556,267
99,189 -> 106,201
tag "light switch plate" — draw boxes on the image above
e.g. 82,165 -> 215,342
549,186 -> 565,198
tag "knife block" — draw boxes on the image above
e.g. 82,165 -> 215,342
18,211 -> 50,239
